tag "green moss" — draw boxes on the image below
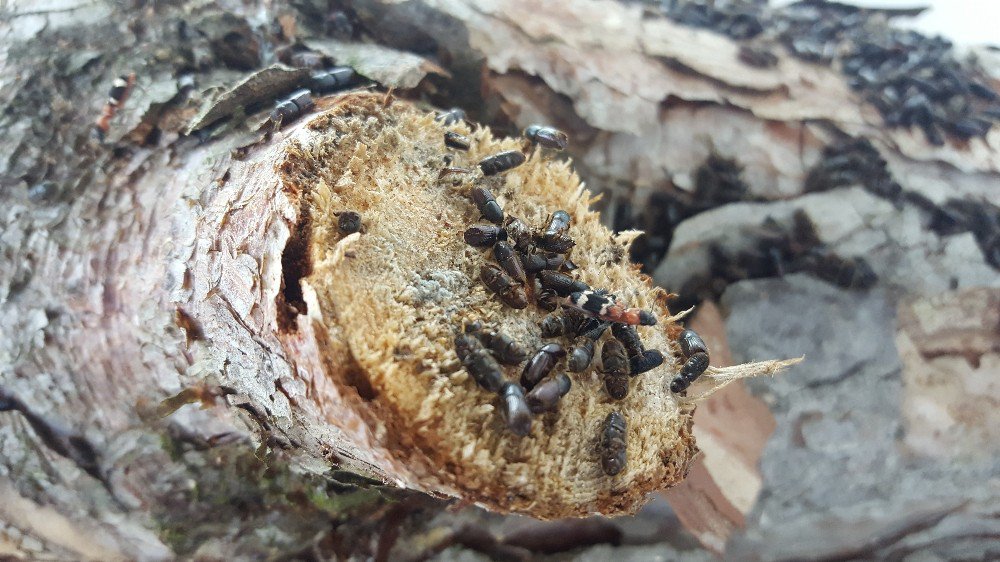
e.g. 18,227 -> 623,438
153,432 -> 398,556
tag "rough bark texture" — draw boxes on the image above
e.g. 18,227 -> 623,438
2,0 -> 998,560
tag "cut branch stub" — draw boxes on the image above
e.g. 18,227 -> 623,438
221,92 -> 792,518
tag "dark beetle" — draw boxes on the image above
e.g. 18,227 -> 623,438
566,318 -> 610,373
671,329 -> 710,393
520,252 -> 549,274
493,241 -> 526,283
670,352 -> 709,393
471,186 -> 504,224
270,88 -> 314,125
454,333 -> 504,393
465,224 -> 507,248
500,382 -> 532,436
581,318 -> 610,338
539,312 -> 571,338
601,339 -> 630,400
479,150 -> 526,176
521,252 -> 566,274
629,349 -> 664,376
535,233 -> 575,254
539,270 -> 589,296
575,318 -> 604,340
611,323 -> 644,359
524,124 -> 569,150
539,309 -> 587,339
678,329 -> 708,357
567,336 -> 596,373
612,324 -> 664,375
543,210 -> 572,238
503,216 -> 534,251
436,107 -> 466,125
600,411 -> 627,476
521,343 -> 566,391
444,131 -> 471,151
337,211 -> 362,234
536,289 -> 560,312
481,264 -> 528,309
473,326 -> 528,365
737,44 -> 778,68
311,66 -> 355,92
526,373 -> 571,414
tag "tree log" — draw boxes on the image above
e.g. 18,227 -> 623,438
2,0 -> 997,559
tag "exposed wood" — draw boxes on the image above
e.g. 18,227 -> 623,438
1,0 -> 997,558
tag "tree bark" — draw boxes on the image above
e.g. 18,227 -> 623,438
1,0 -> 997,559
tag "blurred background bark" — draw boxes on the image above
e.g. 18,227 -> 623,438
1,0 -> 997,559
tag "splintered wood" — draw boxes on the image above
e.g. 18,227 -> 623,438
269,92 -> 796,518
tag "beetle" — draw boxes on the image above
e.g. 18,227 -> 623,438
567,321 -> 610,373
536,289 -> 560,312
499,382 -> 532,436
523,124 -> 569,150
567,291 -> 657,326
471,186 -> 504,225
504,216 -> 534,251
436,107 -> 466,125
479,150 -> 526,176
542,210 -> 572,239
539,270 -> 589,297
467,323 -> 528,365
270,88 -> 315,126
493,241 -> 526,283
337,211 -> 362,234
670,329 -> 710,393
94,72 -> 136,140
534,233 -> 575,254
601,339 -> 630,400
481,264 -> 528,309
464,224 -> 507,248
520,343 -> 566,390
611,323 -> 644,358
445,131 -> 471,151
539,309 -> 584,338
311,66 -> 355,92
600,411 -> 627,476
525,373 -> 571,414
454,333 -> 504,393
567,337 -> 596,373
611,324 -> 664,375
678,329 -> 707,357
630,350 -> 664,376
521,252 -> 566,274
670,352 -> 709,393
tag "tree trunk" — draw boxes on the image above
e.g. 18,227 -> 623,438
2,0 -> 997,560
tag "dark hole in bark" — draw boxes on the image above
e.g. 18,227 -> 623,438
277,212 -> 312,332
343,363 -> 378,401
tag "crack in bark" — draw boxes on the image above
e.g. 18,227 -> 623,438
0,386 -> 105,485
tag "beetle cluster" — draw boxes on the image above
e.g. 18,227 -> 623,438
927,198 -> 1000,270
613,152 -> 752,273
444,123 -> 700,476
659,1 -> 999,142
